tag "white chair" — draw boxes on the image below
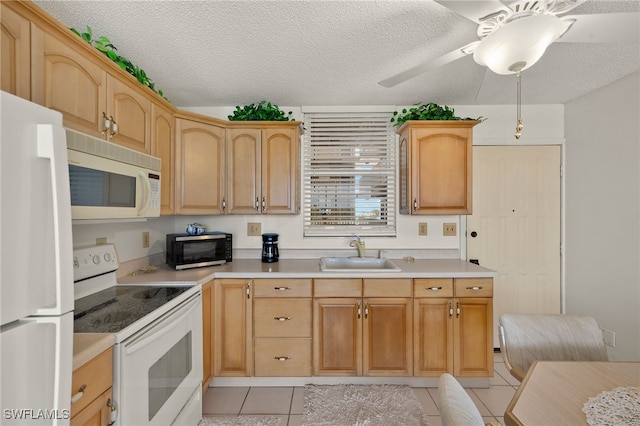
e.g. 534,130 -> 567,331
498,313 -> 609,381
437,373 -> 485,426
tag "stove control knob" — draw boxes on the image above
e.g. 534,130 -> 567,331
104,253 -> 112,263
92,255 -> 100,265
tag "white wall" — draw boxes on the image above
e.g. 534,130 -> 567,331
564,72 -> 640,361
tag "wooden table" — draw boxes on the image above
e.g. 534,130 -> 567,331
505,361 -> 640,426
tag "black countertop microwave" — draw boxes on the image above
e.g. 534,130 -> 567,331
166,232 -> 232,270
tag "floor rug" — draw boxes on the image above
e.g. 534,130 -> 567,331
302,384 -> 428,426
199,415 -> 284,426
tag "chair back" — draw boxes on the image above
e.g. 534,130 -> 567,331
437,373 -> 484,426
499,313 -> 608,381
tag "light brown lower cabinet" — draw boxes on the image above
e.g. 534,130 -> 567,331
70,348 -> 113,426
313,279 -> 413,377
202,280 -> 214,392
413,278 -> 493,377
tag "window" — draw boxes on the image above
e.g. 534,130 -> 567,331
302,111 -> 396,236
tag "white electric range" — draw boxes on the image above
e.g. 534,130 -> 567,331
73,244 -> 202,426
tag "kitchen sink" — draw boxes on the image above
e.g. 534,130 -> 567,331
319,257 -> 400,272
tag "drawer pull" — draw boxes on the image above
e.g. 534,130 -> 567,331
274,287 -> 292,291
466,286 -> 483,291
427,286 -> 443,291
71,384 -> 86,404
274,316 -> 292,321
274,356 -> 291,361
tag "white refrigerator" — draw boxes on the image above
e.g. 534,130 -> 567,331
0,91 -> 74,425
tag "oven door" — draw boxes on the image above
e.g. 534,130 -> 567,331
117,293 -> 202,426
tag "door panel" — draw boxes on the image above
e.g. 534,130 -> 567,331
467,146 -> 561,346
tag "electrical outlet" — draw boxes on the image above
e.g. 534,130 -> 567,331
142,231 -> 150,248
247,222 -> 262,236
601,328 -> 616,347
443,223 -> 457,236
96,237 -> 107,245
418,223 -> 428,236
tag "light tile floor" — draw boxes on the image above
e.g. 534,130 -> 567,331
202,352 -> 520,425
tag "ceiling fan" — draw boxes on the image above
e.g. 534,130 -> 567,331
379,0 -> 639,138
379,0 -> 640,87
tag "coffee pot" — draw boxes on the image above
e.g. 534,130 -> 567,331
261,233 -> 279,263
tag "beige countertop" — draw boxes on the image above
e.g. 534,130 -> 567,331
118,258 -> 497,286
73,333 -> 115,370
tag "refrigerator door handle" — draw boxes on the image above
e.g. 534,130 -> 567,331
35,125 -> 74,316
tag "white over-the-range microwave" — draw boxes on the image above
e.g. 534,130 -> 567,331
66,129 -> 161,220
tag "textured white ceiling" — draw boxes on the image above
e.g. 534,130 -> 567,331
33,0 -> 640,108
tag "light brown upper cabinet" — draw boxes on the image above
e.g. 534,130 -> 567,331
151,102 -> 176,215
1,2 -> 31,100
226,123 -> 300,215
31,24 -> 152,153
175,116 -> 226,215
397,121 -> 480,215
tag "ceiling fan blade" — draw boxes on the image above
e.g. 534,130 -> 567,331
378,42 -> 477,88
557,12 -> 640,43
434,0 -> 511,23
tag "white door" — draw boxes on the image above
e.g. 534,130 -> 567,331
467,145 -> 561,347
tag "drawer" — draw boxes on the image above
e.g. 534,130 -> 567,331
313,279 -> 362,297
254,299 -> 312,337
413,278 -> 454,298
454,278 -> 493,297
253,279 -> 312,298
71,347 -> 113,418
364,279 -> 412,297
254,338 -> 312,377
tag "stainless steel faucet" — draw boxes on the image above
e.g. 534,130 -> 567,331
349,236 -> 366,258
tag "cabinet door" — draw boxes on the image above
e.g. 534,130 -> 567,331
106,75 -> 151,153
214,279 -> 252,377
175,118 -> 226,215
202,280 -> 213,392
32,25 -> 106,138
398,129 -> 410,214
413,298 -> 453,376
70,388 -> 112,426
363,298 -> 412,376
262,127 -> 298,214
1,3 -> 31,99
226,128 -> 261,214
151,103 -> 175,215
313,298 -> 362,376
454,298 -> 493,377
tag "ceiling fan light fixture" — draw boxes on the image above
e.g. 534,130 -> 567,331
473,14 -> 566,75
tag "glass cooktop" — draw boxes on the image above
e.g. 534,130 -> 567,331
74,285 -> 190,333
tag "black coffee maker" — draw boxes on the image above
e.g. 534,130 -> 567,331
261,233 -> 279,263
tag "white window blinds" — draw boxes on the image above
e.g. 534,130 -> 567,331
302,112 -> 396,237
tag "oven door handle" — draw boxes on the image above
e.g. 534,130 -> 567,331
124,294 -> 200,355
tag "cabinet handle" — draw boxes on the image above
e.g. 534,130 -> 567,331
427,286 -> 443,291
274,316 -> 292,321
262,196 -> 266,212
222,197 -> 226,211
357,302 -> 361,319
109,116 -> 118,139
274,356 -> 291,361
413,198 -> 417,212
466,286 -> 483,291
456,301 -> 461,318
246,281 -> 251,299
70,384 -> 86,404
107,398 -> 117,426
364,303 -> 369,319
101,112 -> 111,136
255,197 -> 260,210
274,286 -> 292,291
448,302 -> 453,318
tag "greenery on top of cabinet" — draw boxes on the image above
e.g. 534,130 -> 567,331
391,102 -> 484,126
70,26 -> 169,102
228,101 -> 294,121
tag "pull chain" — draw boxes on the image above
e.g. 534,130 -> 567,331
515,71 -> 523,140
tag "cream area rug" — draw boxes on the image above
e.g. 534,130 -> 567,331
302,384 -> 428,426
199,416 -> 283,426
